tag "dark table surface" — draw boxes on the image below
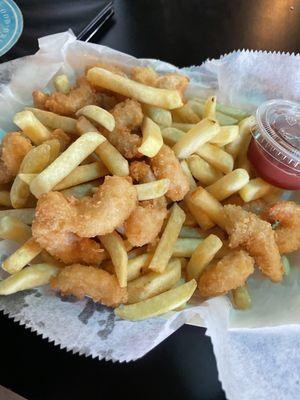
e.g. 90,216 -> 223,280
1,1 -> 299,399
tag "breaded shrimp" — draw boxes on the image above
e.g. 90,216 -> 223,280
124,197 -> 168,247
264,201 -> 300,254
198,250 -> 255,298
151,144 -> 189,201
130,161 -> 155,183
156,73 -> 189,97
32,90 -> 49,110
0,132 -> 32,183
131,66 -> 158,86
44,76 -> 97,116
224,205 -> 283,282
50,128 -> 71,151
104,99 -> 143,159
51,264 -> 127,306
32,191 -> 104,265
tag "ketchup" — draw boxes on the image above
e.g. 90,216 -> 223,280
248,99 -> 300,190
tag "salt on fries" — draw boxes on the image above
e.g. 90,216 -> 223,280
76,105 -> 115,132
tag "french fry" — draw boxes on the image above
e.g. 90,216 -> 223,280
203,96 -> 217,119
76,116 -> 129,177
214,103 -> 249,121
180,160 -> 197,190
30,132 -> 106,198
76,105 -> 115,132
18,174 -> 36,185
173,118 -> 220,159
0,191 -> 11,207
235,153 -> 255,177
143,104 -> 172,127
138,117 -> 163,157
186,234 -> 223,280
239,177 -> 274,202
206,169 -> 250,201
0,209 -> 35,225
210,125 -> 239,146
26,107 -> 76,134
43,139 -> 61,162
187,154 -> 223,185
53,162 -> 107,191
40,251 -> 65,268
0,263 -> 59,295
87,67 -> 183,109
13,110 -> 51,144
0,216 -> 31,243
115,279 -> 197,321
189,187 -> 227,230
188,100 -> 238,125
128,253 -> 152,281
172,122 -> 196,132
61,182 -> 98,199
184,195 -> 215,230
148,203 -> 185,273
196,143 -> 234,174
135,179 -> 170,201
161,127 -> 185,146
232,286 -> 251,309
54,74 -> 71,94
99,231 -> 128,287
172,238 -> 202,257
2,237 -> 42,274
226,115 -> 255,159
172,103 -> 200,123
127,258 -> 181,304
179,226 -> 203,239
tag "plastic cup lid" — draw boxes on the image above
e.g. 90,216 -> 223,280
0,0 -> 23,57
252,99 -> 300,171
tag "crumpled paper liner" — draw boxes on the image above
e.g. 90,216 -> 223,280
1,31 -> 300,399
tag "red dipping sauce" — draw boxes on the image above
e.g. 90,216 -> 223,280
247,99 -> 300,190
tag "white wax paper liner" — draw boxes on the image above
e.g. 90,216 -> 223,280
1,31 -> 300,399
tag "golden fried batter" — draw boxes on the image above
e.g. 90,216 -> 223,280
129,161 -> 155,183
50,128 -> 71,151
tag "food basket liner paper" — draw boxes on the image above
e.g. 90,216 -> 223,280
1,31 -> 300,399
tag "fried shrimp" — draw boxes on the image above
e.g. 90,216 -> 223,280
151,144 -> 189,201
131,66 -> 158,86
50,128 -> 71,151
51,264 -> 127,306
0,132 -> 32,183
264,201 -> 300,254
130,161 -> 155,183
43,76 -> 97,116
104,99 -> 143,159
32,90 -> 49,110
198,250 -> 254,298
224,205 -> 283,282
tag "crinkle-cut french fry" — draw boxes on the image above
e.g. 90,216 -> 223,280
87,67 -> 183,109
206,169 -> 250,201
0,216 -> 31,243
203,96 -> 217,119
172,122 -> 196,132
0,191 -> 11,207
13,110 -> 51,145
180,160 -> 197,190
149,203 -> 185,273
189,187 -> 227,230
99,231 -> 128,288
30,132 -> 106,198
187,154 -> 223,186
173,118 -> 220,159
76,116 -> 129,177
186,234 -> 223,280
161,127 -> 185,146
179,226 -> 203,239
138,117 -> 163,157
196,143 -> 234,174
127,258 -> 181,304
135,179 -> 170,201
172,104 -> 201,123
210,125 -> 239,146
225,115 -> 255,159
61,181 -> 98,199
188,100 -> 238,125
26,107 -> 77,134
184,195 -> 215,230
76,105 -> 115,132
172,238 -> 202,257
53,162 -> 107,191
239,177 -> 274,202
143,104 -> 172,127
232,285 -> 251,309
0,263 -> 59,295
115,279 -> 197,321
2,237 -> 42,274
54,74 -> 71,94
0,209 -> 35,225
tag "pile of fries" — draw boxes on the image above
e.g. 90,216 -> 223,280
0,62 -> 292,321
